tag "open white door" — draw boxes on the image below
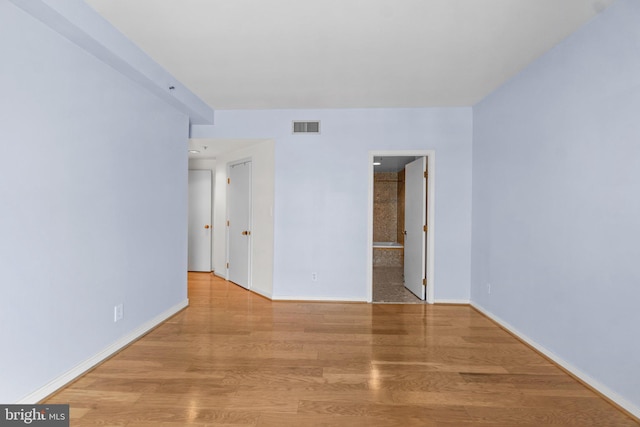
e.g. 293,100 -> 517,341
404,157 -> 426,300
227,161 -> 252,288
188,170 -> 212,272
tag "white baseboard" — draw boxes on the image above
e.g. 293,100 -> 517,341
17,299 -> 189,404
273,295 -> 367,302
434,299 -> 470,304
273,296 -> 466,304
213,271 -> 227,280
471,302 -> 640,420
250,287 -> 273,299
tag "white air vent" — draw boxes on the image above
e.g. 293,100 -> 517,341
292,121 -> 320,134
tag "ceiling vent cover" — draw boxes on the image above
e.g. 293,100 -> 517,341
293,121 -> 320,134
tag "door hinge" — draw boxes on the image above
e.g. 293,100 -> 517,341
227,178 -> 230,184
423,225 -> 428,232
424,171 -> 428,179
422,278 -> 427,286
226,262 -> 229,269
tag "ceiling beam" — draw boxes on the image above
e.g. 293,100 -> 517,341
9,0 -> 214,125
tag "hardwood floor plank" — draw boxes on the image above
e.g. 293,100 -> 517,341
42,273 -> 639,426
257,413 -> 438,427
297,399 -> 470,422
465,405 -> 640,426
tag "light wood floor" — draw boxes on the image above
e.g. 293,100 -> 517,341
46,273 -> 639,426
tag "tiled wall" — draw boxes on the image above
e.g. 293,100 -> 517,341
373,171 -> 406,243
373,170 -> 406,267
373,247 -> 404,267
373,172 -> 399,242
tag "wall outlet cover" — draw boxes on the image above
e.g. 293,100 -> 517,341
114,304 -> 124,322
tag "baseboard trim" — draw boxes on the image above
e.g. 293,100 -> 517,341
273,295 -> 367,303
471,302 -> 640,421
18,299 -> 189,404
434,299 -> 470,305
250,287 -> 273,300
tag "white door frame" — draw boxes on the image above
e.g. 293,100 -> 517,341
403,156 -> 427,300
188,169 -> 212,272
367,150 -> 435,303
225,158 -> 253,289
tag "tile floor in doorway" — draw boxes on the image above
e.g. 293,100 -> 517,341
372,266 -> 424,303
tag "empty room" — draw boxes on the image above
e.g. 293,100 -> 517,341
1,0 -> 639,425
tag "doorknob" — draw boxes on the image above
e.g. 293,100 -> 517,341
241,230 -> 248,235
204,225 -> 210,229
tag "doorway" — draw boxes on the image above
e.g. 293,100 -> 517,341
367,151 -> 435,303
187,170 -> 212,272
226,160 -> 252,289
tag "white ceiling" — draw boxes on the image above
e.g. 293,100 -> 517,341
85,0 -> 612,110
374,156 -> 419,173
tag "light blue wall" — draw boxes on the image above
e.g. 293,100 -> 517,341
0,1 -> 189,402
472,0 -> 640,412
196,107 -> 473,301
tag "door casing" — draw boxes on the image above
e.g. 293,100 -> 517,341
403,156 -> 427,300
226,159 -> 253,289
367,150 -> 435,303
188,169 -> 212,272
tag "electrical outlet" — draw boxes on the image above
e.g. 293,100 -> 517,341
311,272 -> 318,282
114,304 -> 124,322
486,283 -> 491,295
